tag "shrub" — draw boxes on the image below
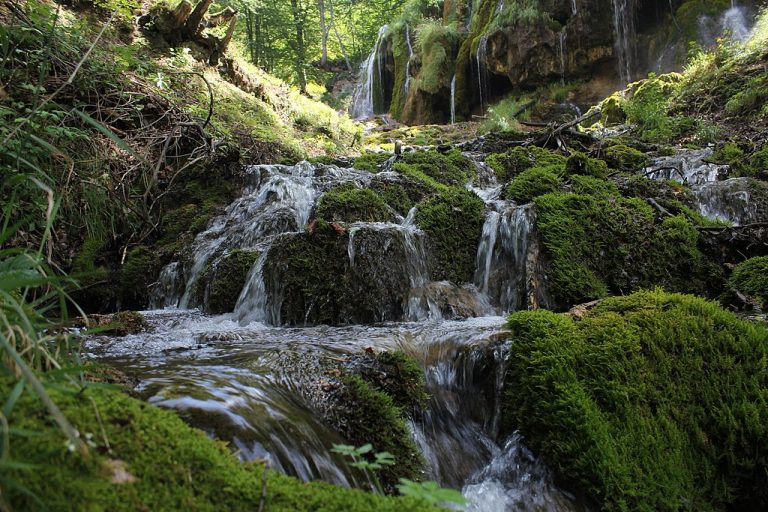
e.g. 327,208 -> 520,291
503,290 -> 768,511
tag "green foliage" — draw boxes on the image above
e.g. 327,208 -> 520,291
503,290 -> 768,511
710,141 -> 762,178
623,74 -> 696,143
315,183 -> 396,223
357,350 -> 429,412
354,152 -> 393,172
505,166 -> 563,203
3,378 -> 437,511
480,97 -> 530,133
728,256 -> 768,304
534,192 -> 712,308
397,479 -> 467,508
415,188 -> 485,282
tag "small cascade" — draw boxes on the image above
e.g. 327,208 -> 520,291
611,0 -> 636,84
153,162 -> 370,310
476,35 -> 489,113
450,74 -> 457,124
644,148 -> 767,226
473,203 -> 538,312
494,0 -> 505,15
721,5 -> 752,42
558,30 -> 567,84
403,24 -> 414,95
351,25 -> 389,120
570,0 -> 577,15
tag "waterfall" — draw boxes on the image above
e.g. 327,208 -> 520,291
721,5 -> 752,42
403,24 -> 414,95
611,0 -> 636,84
494,0 -> 505,15
558,31 -> 567,84
475,211 -> 501,295
149,262 -> 183,309
643,148 -> 768,226
476,35 -> 489,113
450,74 -> 457,124
351,25 -> 388,120
570,0 -> 577,15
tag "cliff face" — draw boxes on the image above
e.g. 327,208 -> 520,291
358,0 -> 760,125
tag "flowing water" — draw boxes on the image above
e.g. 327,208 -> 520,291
451,74 -> 457,124
643,148 -> 767,226
404,24 -> 414,95
476,35 -> 490,113
558,31 -> 567,84
351,26 -> 389,119
611,0 -> 636,84
85,312 -> 579,510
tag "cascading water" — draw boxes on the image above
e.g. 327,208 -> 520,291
570,0 -> 577,15
558,31 -> 567,84
611,0 -> 636,84
476,35 -> 490,113
403,24 -> 414,95
644,148 -> 768,226
351,25 -> 388,120
495,0 -> 505,15
450,74 -> 457,124
720,5 -> 752,42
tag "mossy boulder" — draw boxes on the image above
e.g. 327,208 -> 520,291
119,246 -> 162,310
601,144 -> 649,172
728,256 -> 768,306
315,183 -> 396,223
353,152 -> 393,172
486,146 -> 567,183
88,311 -> 149,336
198,250 -> 260,314
369,173 -> 433,216
569,175 -> 620,198
394,150 -> 476,189
505,166 -> 563,204
565,152 -> 610,178
3,379 -> 436,511
502,290 -> 768,511
415,188 -> 485,283
355,350 -> 429,413
534,192 -> 715,308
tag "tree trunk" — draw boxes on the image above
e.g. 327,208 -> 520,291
327,0 -> 351,71
318,0 -> 328,65
290,0 -> 308,93
184,0 -> 213,37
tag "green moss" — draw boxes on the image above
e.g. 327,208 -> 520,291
602,144 -> 649,172
357,350 -> 429,412
534,192 -> 713,308
334,375 -> 426,492
569,175 -> 619,198
711,141 -> 757,177
413,20 -> 459,95
597,92 -> 626,126
353,152 -> 392,172
750,144 -> 768,172
198,250 -> 260,314
729,256 -> 768,304
565,152 -> 610,178
89,311 -> 149,336
415,188 -> 485,283
4,380 -> 436,511
486,146 -> 567,183
119,246 -> 161,310
502,290 -> 768,511
505,166 -> 563,203
396,151 -> 476,188
623,74 -> 696,143
315,184 -> 395,223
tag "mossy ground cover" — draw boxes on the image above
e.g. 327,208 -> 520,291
315,183 -> 396,223
502,290 -> 768,511
3,378 -> 436,511
728,256 -> 768,305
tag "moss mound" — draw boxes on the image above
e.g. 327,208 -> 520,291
395,150 -> 476,188
415,188 -> 485,282
601,144 -> 649,172
315,184 -> 395,223
502,290 -> 768,511
486,146 -> 567,183
534,192 -> 714,308
4,380 -> 436,511
505,166 -> 563,203
565,152 -> 609,178
729,256 -> 768,305
353,153 -> 393,172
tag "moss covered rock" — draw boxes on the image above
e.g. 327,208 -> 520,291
315,183 -> 396,223
395,150 -> 476,189
486,146 -> 567,183
4,380 -> 436,511
415,188 -> 485,283
728,256 -> 768,305
198,250 -> 260,314
502,290 -> 768,511
120,246 -> 162,310
534,192 -> 714,308
602,144 -> 649,172
565,152 -> 610,178
505,166 -> 563,204
353,152 -> 393,172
